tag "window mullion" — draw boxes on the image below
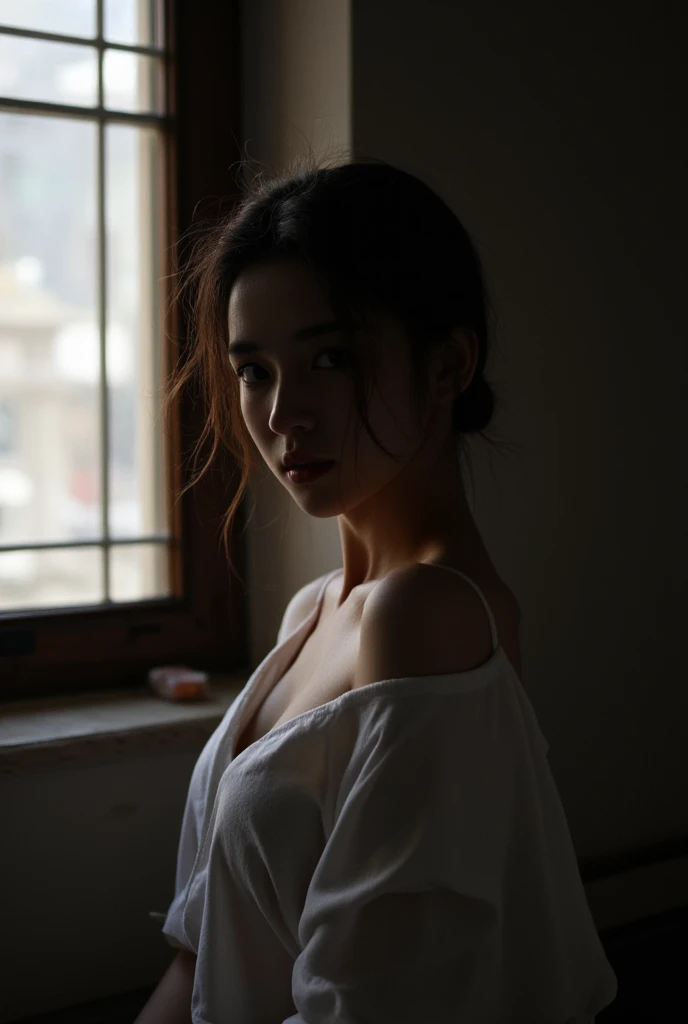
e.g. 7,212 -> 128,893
96,0 -> 111,603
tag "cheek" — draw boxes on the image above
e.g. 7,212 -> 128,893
366,382 -> 420,450
237,402 -> 265,447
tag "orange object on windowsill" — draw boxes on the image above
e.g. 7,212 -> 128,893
148,665 -> 210,701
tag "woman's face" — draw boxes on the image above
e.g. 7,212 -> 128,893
227,260 -> 449,518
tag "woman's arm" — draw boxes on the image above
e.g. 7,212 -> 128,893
133,948 -> 197,1024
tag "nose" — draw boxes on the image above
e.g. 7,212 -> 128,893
267,382 -> 319,437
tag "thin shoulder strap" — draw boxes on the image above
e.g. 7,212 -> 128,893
427,564 -> 499,654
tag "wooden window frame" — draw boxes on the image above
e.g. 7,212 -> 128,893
0,0 -> 248,701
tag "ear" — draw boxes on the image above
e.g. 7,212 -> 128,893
429,327 -> 479,404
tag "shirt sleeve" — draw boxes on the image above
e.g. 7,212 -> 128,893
285,705 -> 508,1023
149,724 -> 228,952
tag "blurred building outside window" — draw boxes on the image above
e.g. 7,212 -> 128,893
0,0 -> 171,612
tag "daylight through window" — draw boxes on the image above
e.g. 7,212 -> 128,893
0,0 -> 172,613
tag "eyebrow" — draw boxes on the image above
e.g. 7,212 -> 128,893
227,320 -> 343,356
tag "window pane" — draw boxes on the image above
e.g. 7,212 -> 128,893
0,113 -> 99,561
0,546 -> 103,611
106,124 -> 168,549
103,50 -> 164,113
0,33 -> 97,107
111,542 -> 169,601
105,0 -> 163,49
0,0 -> 96,39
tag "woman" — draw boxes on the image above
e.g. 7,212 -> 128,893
136,155 -> 617,1023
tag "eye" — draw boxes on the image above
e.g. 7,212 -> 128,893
233,347 -> 350,389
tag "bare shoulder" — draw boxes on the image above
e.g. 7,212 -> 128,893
352,563 -> 498,690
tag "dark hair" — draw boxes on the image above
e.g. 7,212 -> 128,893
163,149 -> 509,580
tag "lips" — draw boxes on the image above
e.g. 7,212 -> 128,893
285,460 -> 335,482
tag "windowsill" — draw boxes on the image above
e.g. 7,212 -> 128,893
0,672 -> 250,772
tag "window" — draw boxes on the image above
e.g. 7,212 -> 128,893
0,0 -> 246,700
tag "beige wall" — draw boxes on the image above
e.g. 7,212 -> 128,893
3,1 -> 686,1019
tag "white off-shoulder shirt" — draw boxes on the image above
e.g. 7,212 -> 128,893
154,567 -> 618,1023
